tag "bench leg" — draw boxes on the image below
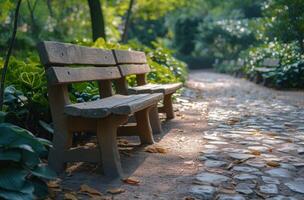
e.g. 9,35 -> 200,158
163,93 -> 175,120
48,130 -> 73,173
96,115 -> 128,178
135,107 -> 155,145
149,105 -> 163,134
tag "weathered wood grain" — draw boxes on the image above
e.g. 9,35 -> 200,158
37,41 -> 116,67
118,64 -> 151,76
113,49 -> 147,64
46,66 -> 121,85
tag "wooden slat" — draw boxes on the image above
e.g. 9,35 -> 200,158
112,93 -> 163,114
113,50 -> 147,64
37,41 -> 116,67
46,66 -> 121,85
118,64 -> 151,76
262,58 -> 280,67
64,94 -> 163,118
128,83 -> 183,95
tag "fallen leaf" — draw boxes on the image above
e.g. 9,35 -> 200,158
266,161 -> 280,167
184,197 -> 196,200
118,147 -> 134,151
226,162 -> 234,170
64,193 -> 78,200
107,188 -> 125,195
184,161 -> 195,165
226,117 -> 240,125
79,184 -> 102,196
144,145 -> 167,154
122,177 -> 140,185
250,150 -> 261,156
47,180 -> 61,188
219,188 -> 236,194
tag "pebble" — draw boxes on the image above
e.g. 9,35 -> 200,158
284,180 -> 304,194
195,172 -> 230,185
262,176 -> 280,184
190,185 -> 216,199
259,184 -> 279,194
234,173 -> 258,181
232,166 -> 260,173
217,194 -> 246,200
228,153 -> 255,160
235,183 -> 253,194
204,160 -> 227,168
265,168 -> 293,178
266,195 -> 298,200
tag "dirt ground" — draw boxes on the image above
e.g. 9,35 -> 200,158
54,70 -> 304,200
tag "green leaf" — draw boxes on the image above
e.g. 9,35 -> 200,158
0,183 -> 34,200
0,167 -> 27,191
21,150 -> 40,169
0,112 -> 6,123
0,123 -> 47,155
0,149 -> 21,162
31,164 -> 56,180
38,120 -> 54,135
9,144 -> 34,152
31,178 -> 49,199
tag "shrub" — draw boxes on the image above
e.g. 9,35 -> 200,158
0,112 -> 56,200
239,41 -> 304,88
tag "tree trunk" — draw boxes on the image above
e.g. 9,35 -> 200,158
0,0 -> 22,110
46,0 -> 53,17
121,0 -> 135,43
26,0 -> 39,39
87,0 -> 106,41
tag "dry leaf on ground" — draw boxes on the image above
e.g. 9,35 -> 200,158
144,145 -> 167,154
226,117 -> 241,125
64,192 -> 78,200
266,161 -> 280,167
47,179 -> 61,188
107,188 -> 125,195
250,150 -> 261,156
122,177 -> 140,185
79,184 -> 103,196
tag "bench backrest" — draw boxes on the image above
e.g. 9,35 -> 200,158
112,49 -> 151,94
113,49 -> 150,76
262,58 -> 280,67
37,41 -> 122,125
38,41 -> 120,85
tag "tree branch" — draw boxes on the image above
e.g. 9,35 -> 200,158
0,0 -> 22,110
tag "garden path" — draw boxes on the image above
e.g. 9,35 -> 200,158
57,70 -> 304,200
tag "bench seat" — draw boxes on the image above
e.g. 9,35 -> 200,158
64,93 -> 163,118
254,67 -> 276,73
128,83 -> 182,95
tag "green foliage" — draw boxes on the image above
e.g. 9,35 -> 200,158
0,113 -> 56,200
195,18 -> 255,61
240,41 -> 304,88
263,0 -> 304,53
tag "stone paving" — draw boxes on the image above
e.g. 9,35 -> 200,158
186,71 -> 304,200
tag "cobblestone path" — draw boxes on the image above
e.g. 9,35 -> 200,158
186,70 -> 304,200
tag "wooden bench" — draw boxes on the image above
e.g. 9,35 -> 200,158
253,58 -> 279,84
111,49 -> 183,133
37,41 -> 163,177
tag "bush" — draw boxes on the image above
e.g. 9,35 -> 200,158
240,41 -> 304,88
0,112 -> 56,200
